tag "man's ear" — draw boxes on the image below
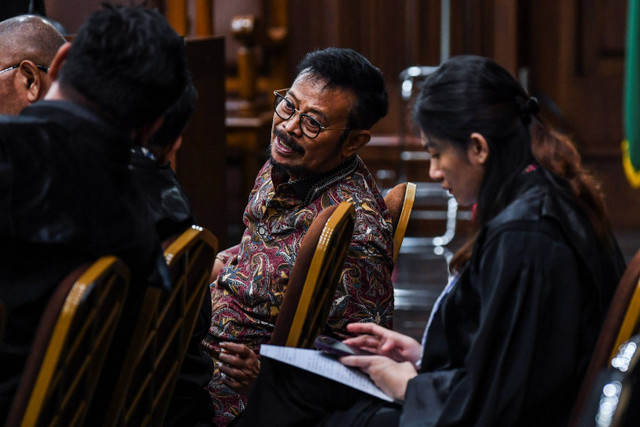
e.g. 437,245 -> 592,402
468,132 -> 489,165
156,136 -> 183,165
18,61 -> 45,103
341,130 -> 371,158
47,42 -> 71,81
133,116 -> 165,147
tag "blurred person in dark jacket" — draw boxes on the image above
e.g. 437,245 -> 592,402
0,5 -> 188,422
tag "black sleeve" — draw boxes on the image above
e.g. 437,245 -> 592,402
402,227 -> 589,426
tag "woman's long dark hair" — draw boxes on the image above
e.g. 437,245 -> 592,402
413,55 -> 610,272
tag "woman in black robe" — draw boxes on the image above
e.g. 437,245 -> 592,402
232,55 -> 626,426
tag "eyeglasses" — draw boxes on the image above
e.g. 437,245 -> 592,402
0,64 -> 49,75
273,88 -> 351,139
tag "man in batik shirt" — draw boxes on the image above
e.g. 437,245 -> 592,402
202,47 -> 394,425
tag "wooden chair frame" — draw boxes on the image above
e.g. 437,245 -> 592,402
103,226 -> 218,426
270,202 -> 355,349
385,182 -> 417,263
570,249 -> 640,426
7,256 -> 129,427
610,280 -> 640,360
577,334 -> 640,426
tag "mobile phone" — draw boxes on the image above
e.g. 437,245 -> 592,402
314,335 -> 373,357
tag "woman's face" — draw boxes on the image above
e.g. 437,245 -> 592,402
422,132 -> 486,207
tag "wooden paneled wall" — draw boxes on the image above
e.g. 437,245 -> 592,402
284,0 -> 521,136
41,0 -> 640,229
284,0 -> 638,228
180,37 -> 228,247
518,0 -> 637,228
46,0 -> 126,32
520,0 -> 626,155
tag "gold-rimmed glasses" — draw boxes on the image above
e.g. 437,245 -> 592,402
273,88 -> 351,139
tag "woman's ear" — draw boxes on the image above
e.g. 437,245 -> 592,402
468,132 -> 489,165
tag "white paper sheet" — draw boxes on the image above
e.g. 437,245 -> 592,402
260,344 -> 394,402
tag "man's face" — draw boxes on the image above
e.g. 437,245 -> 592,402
0,61 -> 27,115
269,75 -> 356,180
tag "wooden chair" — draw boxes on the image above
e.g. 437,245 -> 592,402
270,202 -> 355,349
6,256 -> 130,427
384,182 -> 417,263
576,334 -> 640,427
569,249 -> 640,426
103,226 -> 218,426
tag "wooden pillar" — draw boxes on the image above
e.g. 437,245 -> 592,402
493,0 -> 518,76
195,0 -> 214,36
237,46 -> 257,101
179,37 -> 228,246
231,15 -> 259,109
265,0 -> 289,90
166,0 -> 188,36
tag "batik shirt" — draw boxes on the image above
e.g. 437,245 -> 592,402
202,155 -> 394,425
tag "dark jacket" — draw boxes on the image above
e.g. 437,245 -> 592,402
129,147 -> 215,426
0,101 -> 169,422
402,169 -> 626,426
129,147 -> 195,240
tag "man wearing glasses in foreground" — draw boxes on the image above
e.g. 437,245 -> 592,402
202,47 -> 394,425
0,14 -> 65,115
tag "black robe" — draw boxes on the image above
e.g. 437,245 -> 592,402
129,147 -> 195,240
402,169 -> 625,426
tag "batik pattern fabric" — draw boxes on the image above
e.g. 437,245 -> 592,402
202,156 -> 394,425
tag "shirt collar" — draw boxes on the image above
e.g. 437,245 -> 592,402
284,155 -> 359,204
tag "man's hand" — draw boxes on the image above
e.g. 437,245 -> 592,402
217,342 -> 261,394
342,322 -> 423,366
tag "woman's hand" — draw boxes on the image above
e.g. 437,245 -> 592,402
340,355 -> 418,401
343,323 -> 422,366
217,342 -> 261,394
